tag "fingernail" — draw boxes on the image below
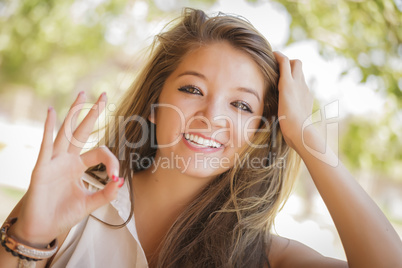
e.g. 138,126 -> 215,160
118,177 -> 124,188
112,175 -> 118,182
48,106 -> 53,112
79,91 -> 85,95
101,92 -> 107,97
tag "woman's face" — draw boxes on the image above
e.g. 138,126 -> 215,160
152,41 -> 265,178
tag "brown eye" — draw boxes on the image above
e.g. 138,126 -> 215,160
178,85 -> 203,96
231,101 -> 253,113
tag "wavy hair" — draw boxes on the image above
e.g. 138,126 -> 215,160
88,8 -> 300,268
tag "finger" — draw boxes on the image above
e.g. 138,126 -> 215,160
70,92 -> 87,136
80,146 -> 119,179
273,51 -> 292,80
53,92 -> 86,155
37,107 -> 56,164
68,93 -> 107,155
85,176 -> 124,214
80,145 -> 122,212
289,59 -> 305,80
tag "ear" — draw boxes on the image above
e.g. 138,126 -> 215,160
148,112 -> 156,124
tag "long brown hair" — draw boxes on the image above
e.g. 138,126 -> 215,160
88,8 -> 300,267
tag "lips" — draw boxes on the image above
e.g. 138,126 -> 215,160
183,133 -> 223,148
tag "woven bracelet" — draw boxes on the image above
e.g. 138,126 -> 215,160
1,218 -> 58,261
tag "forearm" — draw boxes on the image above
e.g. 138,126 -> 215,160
294,129 -> 402,267
0,224 -> 49,268
0,198 -> 51,268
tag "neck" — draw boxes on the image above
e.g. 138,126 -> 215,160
133,152 -> 214,209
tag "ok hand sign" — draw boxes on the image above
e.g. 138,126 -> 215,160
13,92 -> 123,246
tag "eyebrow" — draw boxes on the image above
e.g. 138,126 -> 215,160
177,71 -> 207,81
237,87 -> 261,102
177,70 -> 261,102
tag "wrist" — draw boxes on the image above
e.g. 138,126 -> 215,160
293,126 -> 339,167
293,126 -> 324,155
8,220 -> 54,248
1,218 -> 58,261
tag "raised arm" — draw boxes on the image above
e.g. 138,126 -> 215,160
271,51 -> 402,267
0,92 -> 124,267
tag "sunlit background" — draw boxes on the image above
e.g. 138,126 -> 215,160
1,0 -> 401,261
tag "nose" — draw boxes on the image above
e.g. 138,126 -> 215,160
194,98 -> 229,128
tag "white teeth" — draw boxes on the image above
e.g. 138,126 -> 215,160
184,133 -> 222,148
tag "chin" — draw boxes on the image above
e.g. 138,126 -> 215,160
178,165 -> 230,180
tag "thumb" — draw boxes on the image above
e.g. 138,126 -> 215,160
85,176 -> 124,213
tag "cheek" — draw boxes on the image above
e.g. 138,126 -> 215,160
236,116 -> 262,147
154,98 -> 196,146
155,107 -> 184,145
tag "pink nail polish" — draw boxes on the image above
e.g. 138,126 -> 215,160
48,106 -> 53,112
112,175 -> 118,182
118,177 -> 124,188
79,91 -> 84,95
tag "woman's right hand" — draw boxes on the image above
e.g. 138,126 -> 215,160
11,92 -> 123,247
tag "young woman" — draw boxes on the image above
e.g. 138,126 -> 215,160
1,8 -> 401,268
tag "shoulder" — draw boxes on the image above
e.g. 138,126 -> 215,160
267,235 -> 348,268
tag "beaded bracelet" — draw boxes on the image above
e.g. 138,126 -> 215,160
1,218 -> 58,261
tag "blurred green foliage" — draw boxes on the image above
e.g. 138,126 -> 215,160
340,111 -> 402,179
280,0 -> 401,102
0,0 -> 128,103
0,0 -> 401,179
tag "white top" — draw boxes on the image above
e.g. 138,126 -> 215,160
50,173 -> 149,268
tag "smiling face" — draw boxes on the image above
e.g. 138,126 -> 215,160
151,41 -> 266,178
